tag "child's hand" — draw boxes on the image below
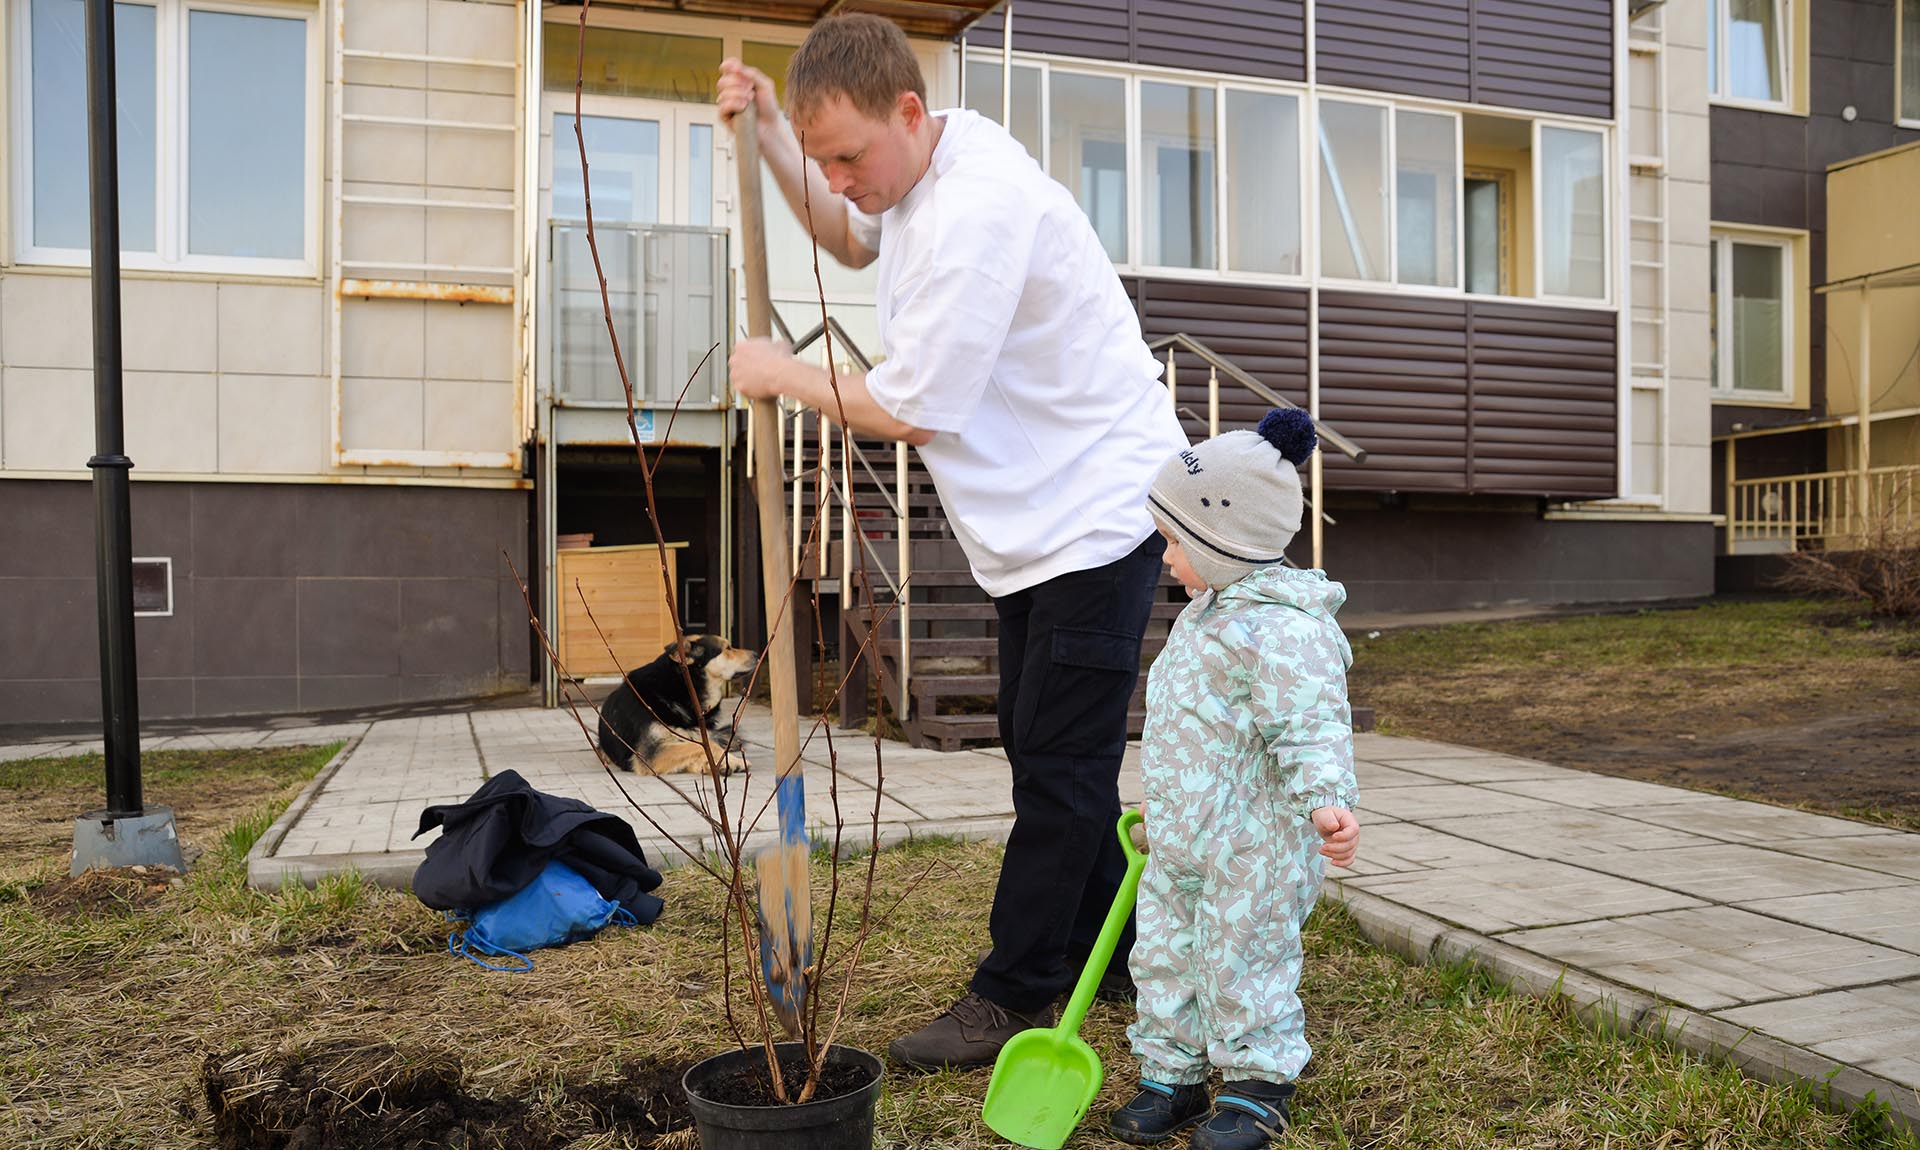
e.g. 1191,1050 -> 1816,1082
1311,806 -> 1360,867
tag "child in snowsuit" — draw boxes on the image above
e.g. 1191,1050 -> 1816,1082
1110,408 -> 1361,1150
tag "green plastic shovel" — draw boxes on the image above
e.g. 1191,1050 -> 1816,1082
981,809 -> 1148,1149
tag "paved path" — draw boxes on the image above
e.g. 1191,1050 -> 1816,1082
7,706 -> 1915,1128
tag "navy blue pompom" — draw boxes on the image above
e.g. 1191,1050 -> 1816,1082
1257,407 -> 1317,466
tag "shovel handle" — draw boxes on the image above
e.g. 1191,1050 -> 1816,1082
1057,810 -> 1148,1037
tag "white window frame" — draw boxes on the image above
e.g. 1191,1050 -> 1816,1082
1709,230 -> 1795,403
1311,91 -> 1393,288
131,557 -> 174,617
1709,0 -> 1792,112
1391,106 -> 1466,294
962,49 -> 1614,310
1899,0 -> 1920,128
1135,75 -> 1219,274
1533,120 -> 1612,306
1220,83 -> 1307,279
9,0 -> 322,276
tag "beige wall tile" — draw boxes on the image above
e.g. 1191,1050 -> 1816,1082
425,299 -> 513,383
125,371 -> 218,472
122,279 -> 217,373
424,199 -> 515,271
1666,111 -> 1712,184
1667,176 -> 1713,241
343,82 -> 426,119
344,121 -> 428,187
2,367 -> 93,471
425,379 -> 515,453
218,283 -> 325,376
427,90 -> 514,133
428,61 -> 514,99
1667,239 -> 1711,326
343,376 -> 424,452
219,373 -> 330,473
0,273 -> 91,369
347,0 -> 427,55
340,297 -> 425,378
1668,46 -> 1710,117
1668,442 -> 1714,514
343,201 -> 429,268
427,129 -> 515,193
1670,302 -> 1715,383
427,0 -> 515,64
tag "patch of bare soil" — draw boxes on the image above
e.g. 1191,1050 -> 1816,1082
568,1059 -> 695,1140
1355,659 -> 1920,829
28,867 -> 176,918
0,748 -> 325,871
197,1042 -> 696,1150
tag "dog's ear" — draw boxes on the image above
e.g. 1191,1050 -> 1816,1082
664,637 -> 694,663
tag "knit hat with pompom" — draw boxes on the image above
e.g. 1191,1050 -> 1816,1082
1147,408 -> 1319,588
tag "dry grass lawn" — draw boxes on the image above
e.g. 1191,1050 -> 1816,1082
2,744 -> 1914,1149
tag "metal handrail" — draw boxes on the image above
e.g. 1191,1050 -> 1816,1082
761,310 -> 913,717
1147,332 -> 1368,463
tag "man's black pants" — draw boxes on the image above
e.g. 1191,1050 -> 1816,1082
970,532 -> 1165,1014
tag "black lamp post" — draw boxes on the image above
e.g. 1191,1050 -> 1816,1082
84,0 -> 142,819
71,0 -> 182,875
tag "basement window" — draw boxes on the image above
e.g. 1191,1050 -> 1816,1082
132,558 -> 173,617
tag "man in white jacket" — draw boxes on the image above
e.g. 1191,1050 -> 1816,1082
720,13 -> 1186,1070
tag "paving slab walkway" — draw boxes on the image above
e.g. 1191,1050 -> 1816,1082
6,705 -> 1915,1129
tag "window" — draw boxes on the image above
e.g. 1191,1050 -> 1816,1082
1047,70 -> 1128,263
958,52 -> 1602,303
1463,169 -> 1513,295
965,54 -> 1303,278
1317,100 -> 1389,281
1710,0 -> 1787,106
1902,0 -> 1920,124
13,0 -> 315,271
1395,110 -> 1459,288
131,558 -> 173,616
1538,125 -> 1606,300
964,58 -> 1041,159
1140,81 -> 1215,270
1225,89 -> 1301,275
1710,234 -> 1791,399
1317,100 -> 1463,287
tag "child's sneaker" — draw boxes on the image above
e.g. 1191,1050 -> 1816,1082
1108,1079 -> 1209,1145
1190,1079 -> 1294,1149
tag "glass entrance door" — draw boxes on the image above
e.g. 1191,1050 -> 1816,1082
547,96 -> 723,407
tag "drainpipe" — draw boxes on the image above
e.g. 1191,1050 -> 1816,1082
1856,283 -> 1872,539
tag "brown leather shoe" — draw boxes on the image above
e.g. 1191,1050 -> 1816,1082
886,992 -> 1054,1071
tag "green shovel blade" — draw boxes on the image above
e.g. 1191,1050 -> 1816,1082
981,1031 -> 1103,1149
981,810 -> 1148,1149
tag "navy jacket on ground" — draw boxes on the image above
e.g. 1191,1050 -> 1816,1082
412,769 -> 665,924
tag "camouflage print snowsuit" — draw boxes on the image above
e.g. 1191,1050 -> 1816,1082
1127,565 -> 1357,1086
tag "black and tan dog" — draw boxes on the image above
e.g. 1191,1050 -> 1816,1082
597,635 -> 757,775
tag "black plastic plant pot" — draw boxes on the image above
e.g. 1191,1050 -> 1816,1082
683,1043 -> 883,1150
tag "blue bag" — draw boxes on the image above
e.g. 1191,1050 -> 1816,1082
447,859 -> 637,971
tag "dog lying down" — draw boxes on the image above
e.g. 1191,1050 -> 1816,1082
597,635 -> 757,775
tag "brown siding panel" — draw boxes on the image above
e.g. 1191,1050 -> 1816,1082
1319,292 -> 1471,493
963,0 -> 1128,61
1135,1 -> 1306,81
1133,286 -> 1616,498
1133,278 -> 1308,443
1314,0 -> 1471,102
1468,301 -> 1617,496
1470,0 -> 1613,119
967,0 -> 1307,82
